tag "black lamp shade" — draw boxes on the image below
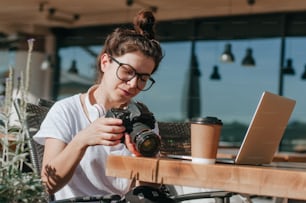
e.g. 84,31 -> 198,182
210,65 -> 221,80
242,48 -> 255,67
283,59 -> 295,75
220,43 -> 235,63
68,59 -> 79,74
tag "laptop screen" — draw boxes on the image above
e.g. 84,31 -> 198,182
234,91 -> 296,165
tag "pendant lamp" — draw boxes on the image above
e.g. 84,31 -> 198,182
241,48 -> 255,67
41,54 -> 52,70
220,43 -> 235,63
68,59 -> 79,74
241,0 -> 256,67
210,65 -> 221,80
282,58 -> 295,75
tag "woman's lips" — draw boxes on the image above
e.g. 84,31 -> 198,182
119,87 -> 132,97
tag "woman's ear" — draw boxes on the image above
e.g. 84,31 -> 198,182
100,53 -> 109,72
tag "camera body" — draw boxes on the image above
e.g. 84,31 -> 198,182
105,101 -> 160,157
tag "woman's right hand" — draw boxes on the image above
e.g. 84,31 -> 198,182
75,117 -> 126,148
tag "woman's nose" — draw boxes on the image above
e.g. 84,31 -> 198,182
127,76 -> 138,88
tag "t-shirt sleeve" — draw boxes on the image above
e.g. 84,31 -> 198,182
33,101 -> 76,145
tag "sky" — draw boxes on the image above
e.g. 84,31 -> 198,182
3,36 -> 302,125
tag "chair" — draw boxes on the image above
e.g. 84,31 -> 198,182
13,98 -> 55,201
158,122 -> 191,156
13,99 -> 55,175
25,100 -> 54,174
158,121 -> 234,203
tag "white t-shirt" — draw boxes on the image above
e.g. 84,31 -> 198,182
33,94 -> 132,200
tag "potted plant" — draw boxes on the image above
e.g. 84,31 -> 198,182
0,39 -> 47,203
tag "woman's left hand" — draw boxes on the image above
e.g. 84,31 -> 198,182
124,133 -> 142,157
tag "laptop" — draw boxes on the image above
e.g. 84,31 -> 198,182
168,91 -> 296,165
230,91 -> 296,165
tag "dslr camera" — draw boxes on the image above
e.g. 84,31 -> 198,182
105,101 -> 160,157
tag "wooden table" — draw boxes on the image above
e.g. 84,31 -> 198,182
217,147 -> 306,162
106,155 -> 306,200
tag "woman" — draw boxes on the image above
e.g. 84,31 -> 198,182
33,9 -> 163,201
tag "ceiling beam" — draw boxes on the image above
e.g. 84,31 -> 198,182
53,11 -> 306,48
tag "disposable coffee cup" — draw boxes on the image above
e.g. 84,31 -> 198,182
190,117 -> 223,164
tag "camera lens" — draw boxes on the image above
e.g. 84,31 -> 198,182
134,129 -> 161,157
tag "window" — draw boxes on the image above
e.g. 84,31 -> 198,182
58,38 -> 306,152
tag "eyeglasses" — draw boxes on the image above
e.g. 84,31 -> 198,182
109,55 -> 155,91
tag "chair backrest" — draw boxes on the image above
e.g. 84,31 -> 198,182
158,122 -> 191,156
14,98 -> 55,202
26,101 -> 54,175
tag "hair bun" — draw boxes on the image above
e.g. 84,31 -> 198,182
133,9 -> 156,39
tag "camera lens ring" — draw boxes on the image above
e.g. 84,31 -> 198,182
134,129 -> 161,157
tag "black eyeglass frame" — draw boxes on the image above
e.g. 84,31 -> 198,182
108,55 -> 155,91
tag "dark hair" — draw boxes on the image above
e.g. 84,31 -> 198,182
96,9 -> 163,83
